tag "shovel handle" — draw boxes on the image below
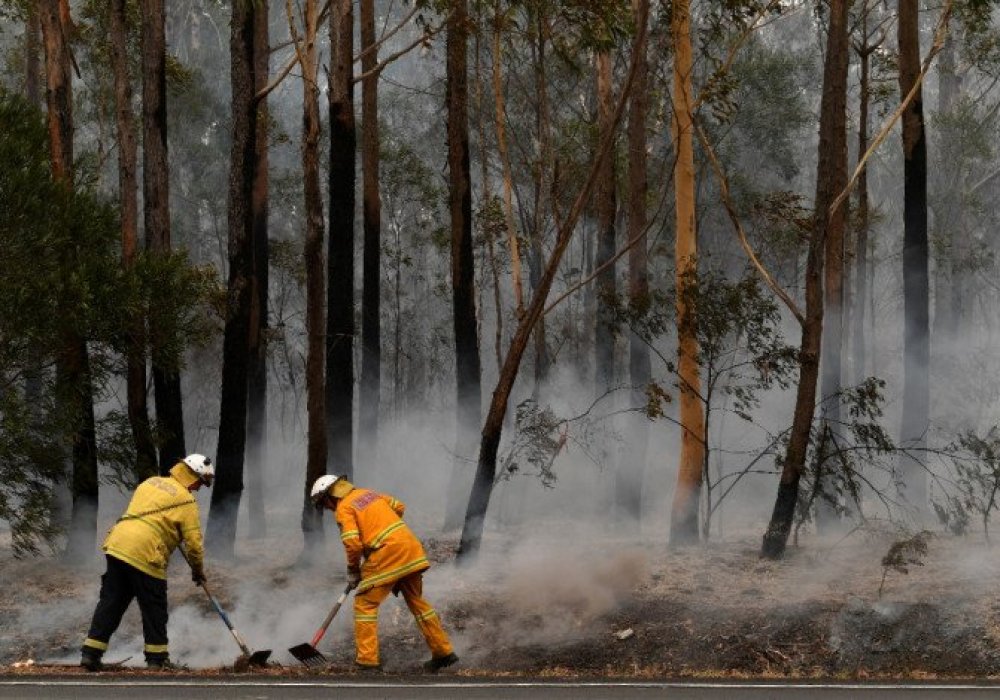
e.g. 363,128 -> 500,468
310,583 -> 354,648
178,545 -> 253,657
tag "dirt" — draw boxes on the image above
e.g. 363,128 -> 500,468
3,528 -> 1000,679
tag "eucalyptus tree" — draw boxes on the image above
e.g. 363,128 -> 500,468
457,0 -> 649,562
246,0 -> 270,539
141,0 -> 186,473
445,0 -> 484,532
110,0 -> 158,482
618,0 -> 649,528
326,0 -> 355,479
39,0 -> 103,561
358,0 -> 382,467
897,0 -> 931,516
760,0 -> 848,559
208,0 -> 263,557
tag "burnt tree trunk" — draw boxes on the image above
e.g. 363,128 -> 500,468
358,0 -> 381,469
208,0 -> 257,557
816,0 -> 851,532
141,0 -> 185,473
325,0 -> 355,478
897,0 -> 930,515
294,0 -> 328,558
852,26 -> 874,386
111,0 -> 157,481
761,0 -> 848,559
246,0 -> 270,540
619,0 -> 649,527
444,0 -> 483,532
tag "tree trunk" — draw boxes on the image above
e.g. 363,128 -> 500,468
141,0 -> 185,473
245,0 -> 270,540
594,49 -> 616,398
852,33 -> 872,386
457,0 -> 648,562
492,0 -> 524,316
358,0 -> 381,470
444,0 -> 483,532
111,0 -> 157,482
668,0 -> 705,547
816,0 -> 851,533
293,0 -> 328,558
529,2 -> 550,389
761,0 -> 848,559
619,0 -> 649,527
931,30 -> 962,345
325,0 -> 355,478
208,0 -> 257,558
898,0 -> 930,515
41,0 -> 99,562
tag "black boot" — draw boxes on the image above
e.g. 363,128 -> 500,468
423,652 -> 458,673
146,657 -> 183,671
80,652 -> 103,672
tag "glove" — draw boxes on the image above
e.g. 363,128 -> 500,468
192,569 -> 207,585
347,569 -> 361,588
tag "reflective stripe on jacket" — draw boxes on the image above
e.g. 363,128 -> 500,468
334,488 -> 429,593
102,465 -> 205,580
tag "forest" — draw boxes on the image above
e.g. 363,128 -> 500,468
4,0 -> 1000,679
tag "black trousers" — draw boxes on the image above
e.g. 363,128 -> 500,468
82,555 -> 169,661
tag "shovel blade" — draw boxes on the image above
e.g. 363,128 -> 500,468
249,650 -> 272,667
288,643 -> 328,668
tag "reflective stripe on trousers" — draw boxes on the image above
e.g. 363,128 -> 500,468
82,554 -> 169,661
353,572 -> 453,666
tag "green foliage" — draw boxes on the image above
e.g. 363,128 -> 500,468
0,90 -> 212,554
932,428 -> 1000,541
878,531 -> 931,598
500,399 -> 566,488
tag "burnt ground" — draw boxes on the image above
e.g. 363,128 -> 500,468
3,527 -> 1000,680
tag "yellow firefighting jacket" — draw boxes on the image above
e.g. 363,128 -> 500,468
102,464 -> 205,580
334,487 -> 429,593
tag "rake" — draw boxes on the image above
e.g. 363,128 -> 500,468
289,582 -> 354,667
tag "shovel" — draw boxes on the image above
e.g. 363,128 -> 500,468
178,547 -> 271,670
289,582 -> 355,667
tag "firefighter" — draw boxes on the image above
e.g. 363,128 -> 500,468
310,474 -> 459,673
80,454 -> 214,671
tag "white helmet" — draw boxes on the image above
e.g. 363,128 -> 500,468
182,453 -> 214,486
310,474 -> 342,505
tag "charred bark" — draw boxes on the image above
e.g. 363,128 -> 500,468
208,0 -> 257,557
358,0 -> 381,468
444,0 -> 483,532
897,0 -> 930,515
141,0 -> 185,472
816,0 -> 851,532
761,0 -> 848,559
325,0 -> 355,478
25,2 -> 41,107
246,0 -> 270,540
619,1 -> 649,527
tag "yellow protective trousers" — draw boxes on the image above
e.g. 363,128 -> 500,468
353,572 -> 453,666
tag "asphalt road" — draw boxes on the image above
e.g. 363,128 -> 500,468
2,678 -> 1000,699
